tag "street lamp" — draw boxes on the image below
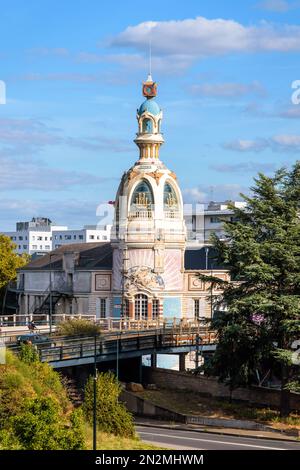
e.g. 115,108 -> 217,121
49,253 -> 55,335
93,334 -> 97,451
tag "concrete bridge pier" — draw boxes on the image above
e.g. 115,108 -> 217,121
150,353 -> 157,368
179,352 -> 187,372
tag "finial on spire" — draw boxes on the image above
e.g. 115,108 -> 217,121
142,40 -> 157,99
149,35 -> 152,77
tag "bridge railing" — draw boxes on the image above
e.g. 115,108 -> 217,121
33,328 -> 216,364
0,313 -> 97,327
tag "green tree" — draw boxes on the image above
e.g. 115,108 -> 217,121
83,372 -> 135,437
0,234 -> 29,307
203,162 -> 300,416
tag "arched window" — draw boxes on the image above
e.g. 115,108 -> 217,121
122,299 -> 129,319
164,183 -> 178,210
142,118 -> 153,133
130,180 -> 154,214
135,294 -> 148,320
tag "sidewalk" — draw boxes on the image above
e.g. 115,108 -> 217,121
135,417 -> 300,442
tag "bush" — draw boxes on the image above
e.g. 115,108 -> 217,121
56,319 -> 101,337
11,397 -> 85,450
18,343 -> 40,364
0,350 -> 83,449
83,372 -> 135,438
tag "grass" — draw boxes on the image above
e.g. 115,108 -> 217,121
138,389 -> 300,433
84,424 -> 164,450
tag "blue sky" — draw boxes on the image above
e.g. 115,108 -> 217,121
1,0 -> 300,230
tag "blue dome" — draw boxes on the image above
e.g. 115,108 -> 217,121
138,98 -> 161,116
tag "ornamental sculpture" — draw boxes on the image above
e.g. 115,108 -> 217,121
124,266 -> 164,293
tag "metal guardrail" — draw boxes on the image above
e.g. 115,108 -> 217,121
7,327 -> 216,365
36,328 -> 216,364
0,313 -> 97,327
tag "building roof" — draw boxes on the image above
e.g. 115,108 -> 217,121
21,242 -> 113,271
184,246 -> 225,270
21,243 -> 225,272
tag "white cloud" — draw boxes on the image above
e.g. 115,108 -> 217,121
257,0 -> 299,12
223,139 -> 268,152
189,81 -> 266,98
0,198 -> 106,231
223,134 -> 300,152
183,184 -> 247,203
0,153 -> 113,191
111,16 -> 300,61
211,162 -> 276,173
278,106 -> 300,118
272,134 -> 300,149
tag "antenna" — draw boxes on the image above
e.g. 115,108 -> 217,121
149,35 -> 152,77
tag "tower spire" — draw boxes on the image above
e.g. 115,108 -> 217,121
134,75 -> 164,161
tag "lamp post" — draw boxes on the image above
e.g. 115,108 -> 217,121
116,332 -> 119,381
49,253 -> 54,335
93,334 -> 97,451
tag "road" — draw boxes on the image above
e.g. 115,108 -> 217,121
136,425 -> 300,450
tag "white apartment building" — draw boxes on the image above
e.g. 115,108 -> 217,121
52,225 -> 112,249
2,218 -> 112,256
185,201 -> 247,247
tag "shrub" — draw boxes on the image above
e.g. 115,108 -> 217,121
0,350 -> 81,449
56,319 -> 101,337
11,396 -> 85,450
18,343 -> 40,364
83,372 -> 135,438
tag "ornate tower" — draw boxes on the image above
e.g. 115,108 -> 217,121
134,74 -> 164,160
111,76 -> 186,321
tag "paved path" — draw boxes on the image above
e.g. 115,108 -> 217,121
136,425 -> 300,450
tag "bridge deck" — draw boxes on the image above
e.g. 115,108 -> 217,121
8,327 -> 216,368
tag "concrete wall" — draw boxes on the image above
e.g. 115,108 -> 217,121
120,390 -> 186,423
143,367 -> 300,410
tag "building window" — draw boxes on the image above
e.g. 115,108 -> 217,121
65,235 -> 72,240
135,294 -> 148,320
37,236 -> 43,241
19,236 -> 23,240
79,235 -> 83,240
45,245 -> 50,250
152,299 -> 159,319
142,118 -> 153,133
122,299 -> 129,319
164,182 -> 179,217
100,298 -> 106,319
32,245 -> 37,249
194,299 -> 200,320
32,236 -> 35,240
23,245 -> 27,249
89,235 -> 94,240
103,236 -> 107,240
130,180 -> 154,219
73,235 -> 76,239
210,217 -> 220,224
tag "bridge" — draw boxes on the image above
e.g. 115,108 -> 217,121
5,317 -> 216,375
